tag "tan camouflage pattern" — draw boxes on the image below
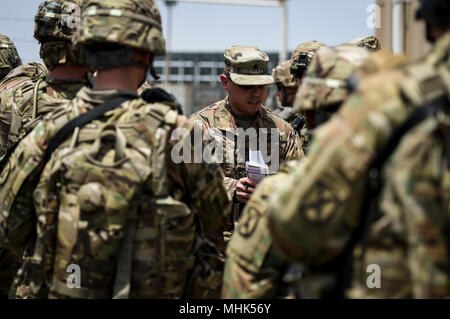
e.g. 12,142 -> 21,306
74,0 -> 165,55
0,35 -> 22,81
222,161 -> 298,299
0,87 -> 230,299
272,60 -> 296,88
0,61 -> 86,297
291,41 -> 328,60
190,98 -> 303,253
298,125 -> 310,154
348,114 -> 450,298
0,62 -> 87,157
267,32 -> 450,298
294,45 -> 371,113
345,35 -> 381,51
34,1 -> 85,70
224,46 -> 274,86
356,50 -> 409,77
290,41 -> 327,77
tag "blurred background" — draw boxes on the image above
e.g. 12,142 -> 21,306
0,0 -> 429,114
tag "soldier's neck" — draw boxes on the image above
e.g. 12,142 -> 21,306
51,64 -> 88,81
94,67 -> 143,92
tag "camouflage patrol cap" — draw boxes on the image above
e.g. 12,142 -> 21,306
294,45 -> 371,113
224,46 -> 274,86
73,0 -> 165,56
34,0 -> 84,70
346,36 -> 381,51
290,41 -> 327,79
0,34 -> 22,79
272,60 -> 296,88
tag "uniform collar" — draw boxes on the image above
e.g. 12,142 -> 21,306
215,96 -> 270,131
76,87 -> 138,105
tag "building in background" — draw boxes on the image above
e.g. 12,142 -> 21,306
375,0 -> 431,59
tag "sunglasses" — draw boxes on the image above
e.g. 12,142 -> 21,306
226,74 -> 266,90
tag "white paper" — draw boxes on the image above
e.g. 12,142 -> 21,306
246,150 -> 269,183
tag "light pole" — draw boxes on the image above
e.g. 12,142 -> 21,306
280,0 -> 287,62
163,0 -> 288,85
165,0 -> 176,88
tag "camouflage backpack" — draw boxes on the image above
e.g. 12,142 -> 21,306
0,63 -> 50,157
7,97 -> 216,299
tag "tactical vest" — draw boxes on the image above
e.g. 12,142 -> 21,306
11,98 -> 207,299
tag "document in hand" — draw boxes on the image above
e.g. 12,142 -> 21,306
245,150 -> 269,183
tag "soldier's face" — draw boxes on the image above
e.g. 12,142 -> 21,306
220,74 -> 268,115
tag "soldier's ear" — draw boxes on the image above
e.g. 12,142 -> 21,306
220,74 -> 231,92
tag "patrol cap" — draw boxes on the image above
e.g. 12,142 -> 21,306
272,60 -> 297,88
346,36 -> 381,51
224,46 -> 274,86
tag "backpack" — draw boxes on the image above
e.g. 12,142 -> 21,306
0,63 -> 49,156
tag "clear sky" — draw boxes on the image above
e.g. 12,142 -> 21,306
0,0 -> 375,63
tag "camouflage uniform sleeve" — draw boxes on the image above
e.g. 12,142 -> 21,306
380,116 -> 450,298
282,125 -> 304,162
168,116 -> 231,236
189,113 -> 238,198
224,177 -> 239,199
222,167 -> 297,299
267,74 -> 411,266
0,120 -> 51,254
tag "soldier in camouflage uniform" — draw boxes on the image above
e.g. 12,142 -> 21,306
271,60 -> 298,122
293,45 -> 371,154
191,46 -> 303,250
0,0 -> 90,158
0,35 -> 22,82
267,0 -> 450,298
289,41 -> 327,153
0,0 -> 230,299
0,0 -> 90,298
222,45 -> 377,299
0,35 -> 22,297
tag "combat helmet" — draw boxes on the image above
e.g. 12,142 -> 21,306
34,0 -> 84,70
272,60 -> 296,88
73,0 -> 165,78
0,34 -> 22,80
290,41 -> 327,80
294,45 -> 371,113
346,36 -> 381,51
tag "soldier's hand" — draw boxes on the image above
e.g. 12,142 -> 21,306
235,177 -> 257,203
